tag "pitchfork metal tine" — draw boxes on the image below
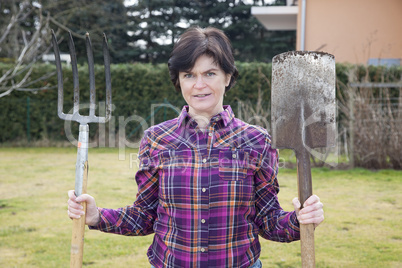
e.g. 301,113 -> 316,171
67,32 -> 80,115
85,33 -> 96,118
51,30 -> 66,120
103,33 -> 112,122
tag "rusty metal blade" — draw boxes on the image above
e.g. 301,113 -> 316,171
271,51 -> 336,152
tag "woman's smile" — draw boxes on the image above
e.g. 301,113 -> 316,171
193,93 -> 211,98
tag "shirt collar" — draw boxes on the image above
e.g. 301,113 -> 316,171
177,105 -> 235,128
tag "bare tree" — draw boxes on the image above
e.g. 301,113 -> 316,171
0,1 -> 54,98
337,67 -> 402,169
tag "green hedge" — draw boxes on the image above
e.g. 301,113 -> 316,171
0,62 -> 400,144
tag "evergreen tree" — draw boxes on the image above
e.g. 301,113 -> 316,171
126,0 -> 192,63
126,0 -> 295,63
1,0 -> 296,64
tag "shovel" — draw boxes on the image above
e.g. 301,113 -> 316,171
271,51 -> 336,267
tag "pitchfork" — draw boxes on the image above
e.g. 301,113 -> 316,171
51,30 -> 112,267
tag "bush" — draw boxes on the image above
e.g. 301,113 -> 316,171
0,62 -> 401,169
0,62 -> 273,144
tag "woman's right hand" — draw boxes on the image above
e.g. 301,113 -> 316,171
67,190 -> 100,226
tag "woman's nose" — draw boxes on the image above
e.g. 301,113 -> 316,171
194,76 -> 206,89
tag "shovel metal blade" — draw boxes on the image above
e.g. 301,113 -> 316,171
271,51 -> 336,151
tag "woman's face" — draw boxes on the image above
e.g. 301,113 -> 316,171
179,54 -> 231,120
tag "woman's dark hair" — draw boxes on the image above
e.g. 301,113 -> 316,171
168,26 -> 239,93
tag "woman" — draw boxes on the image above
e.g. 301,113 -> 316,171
67,26 -> 324,268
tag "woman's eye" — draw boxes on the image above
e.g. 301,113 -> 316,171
206,72 -> 216,77
184,73 -> 193,78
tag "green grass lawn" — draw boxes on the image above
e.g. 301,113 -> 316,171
0,148 -> 401,267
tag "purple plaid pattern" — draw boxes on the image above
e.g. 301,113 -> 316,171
91,106 -> 300,268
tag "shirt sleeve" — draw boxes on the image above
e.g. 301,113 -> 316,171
89,131 -> 159,236
253,134 -> 300,242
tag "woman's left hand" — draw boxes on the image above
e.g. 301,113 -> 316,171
292,195 -> 324,228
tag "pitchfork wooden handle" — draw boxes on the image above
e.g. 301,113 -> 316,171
296,148 -> 315,268
71,161 -> 88,268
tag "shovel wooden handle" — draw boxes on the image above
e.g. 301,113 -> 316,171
296,149 -> 315,268
70,161 -> 88,268
300,224 -> 315,267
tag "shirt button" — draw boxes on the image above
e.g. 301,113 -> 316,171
201,219 -> 206,224
208,132 -> 213,137
202,188 -> 207,193
202,158 -> 207,163
232,154 -> 237,158
200,247 -> 206,252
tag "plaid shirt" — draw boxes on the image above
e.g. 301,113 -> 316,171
91,106 -> 300,268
